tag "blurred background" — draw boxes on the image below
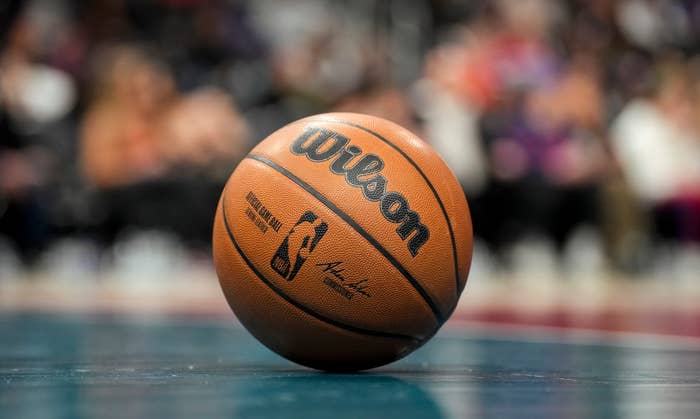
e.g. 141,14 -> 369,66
1,0 -> 699,334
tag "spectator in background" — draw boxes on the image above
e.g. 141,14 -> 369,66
80,46 -> 174,188
2,0 -> 699,276
0,1 -> 77,262
478,58 -> 607,257
253,0 -> 387,134
80,44 -> 249,248
611,55 -> 700,246
419,0 -> 608,262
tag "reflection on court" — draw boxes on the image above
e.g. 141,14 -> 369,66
1,315 -> 698,419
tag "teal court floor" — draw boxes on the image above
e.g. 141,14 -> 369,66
1,313 -> 699,419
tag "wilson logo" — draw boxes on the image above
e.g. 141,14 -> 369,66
290,127 -> 429,256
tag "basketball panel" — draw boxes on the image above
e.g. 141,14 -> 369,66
251,119 -> 459,315
220,158 -> 439,338
212,201 -> 422,371
308,113 -> 474,294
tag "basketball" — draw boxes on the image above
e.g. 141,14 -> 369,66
212,113 -> 473,371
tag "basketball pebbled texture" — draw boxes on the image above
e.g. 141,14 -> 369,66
212,113 -> 473,371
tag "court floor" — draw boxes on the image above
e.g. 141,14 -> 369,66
1,313 -> 699,419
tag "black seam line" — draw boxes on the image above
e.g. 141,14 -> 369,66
315,117 -> 460,294
221,197 -> 420,342
246,154 -> 445,324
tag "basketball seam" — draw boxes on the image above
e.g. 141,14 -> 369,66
246,154 -> 444,324
315,117 -> 462,294
220,197 -> 421,342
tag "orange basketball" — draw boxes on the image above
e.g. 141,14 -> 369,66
212,113 -> 473,371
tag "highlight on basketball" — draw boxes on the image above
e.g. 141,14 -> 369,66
1,0 -> 699,417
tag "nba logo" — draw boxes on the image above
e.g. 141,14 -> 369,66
271,211 -> 328,281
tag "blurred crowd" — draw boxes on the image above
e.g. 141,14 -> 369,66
1,0 -> 700,278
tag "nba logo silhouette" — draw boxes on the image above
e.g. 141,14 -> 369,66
271,211 -> 328,280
